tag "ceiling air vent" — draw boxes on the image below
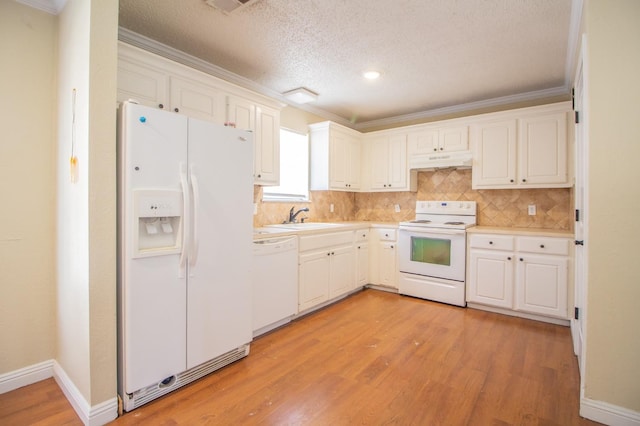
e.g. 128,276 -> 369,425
205,0 -> 257,13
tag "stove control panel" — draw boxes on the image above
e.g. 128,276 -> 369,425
415,200 -> 477,215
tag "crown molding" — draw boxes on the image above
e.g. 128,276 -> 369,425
15,0 -> 66,14
353,86 -> 571,131
119,27 -> 574,132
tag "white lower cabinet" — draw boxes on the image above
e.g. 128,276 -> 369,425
467,232 -> 571,321
369,228 -> 398,289
515,253 -> 568,318
355,229 -> 370,287
298,231 -> 355,312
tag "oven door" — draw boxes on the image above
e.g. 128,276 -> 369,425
398,226 -> 466,282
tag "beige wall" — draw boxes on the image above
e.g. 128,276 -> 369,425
584,0 -> 640,411
56,0 -> 118,405
0,1 -> 57,374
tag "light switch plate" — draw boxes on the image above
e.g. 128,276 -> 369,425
394,204 -> 401,213
528,205 -> 536,216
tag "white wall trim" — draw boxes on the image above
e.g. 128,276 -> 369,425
53,361 -> 118,426
0,360 -> 54,394
581,397 -> 640,426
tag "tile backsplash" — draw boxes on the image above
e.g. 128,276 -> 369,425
254,169 -> 573,231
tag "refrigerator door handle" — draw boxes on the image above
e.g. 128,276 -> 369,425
189,164 -> 200,275
178,163 -> 189,278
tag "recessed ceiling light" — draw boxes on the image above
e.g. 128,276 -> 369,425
363,70 -> 381,80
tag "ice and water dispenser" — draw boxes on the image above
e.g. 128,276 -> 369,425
133,189 -> 183,257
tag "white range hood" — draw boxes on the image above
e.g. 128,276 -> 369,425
409,150 -> 473,171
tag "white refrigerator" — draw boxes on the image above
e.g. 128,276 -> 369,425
117,101 -> 254,411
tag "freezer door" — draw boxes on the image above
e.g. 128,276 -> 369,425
120,102 -> 188,393
185,117 -> 254,369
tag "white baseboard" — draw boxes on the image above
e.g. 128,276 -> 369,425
0,359 -> 54,394
581,397 -> 640,426
53,361 -> 118,426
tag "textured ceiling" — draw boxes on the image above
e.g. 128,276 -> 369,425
118,0 -> 576,128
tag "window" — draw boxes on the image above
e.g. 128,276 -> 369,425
262,128 -> 309,202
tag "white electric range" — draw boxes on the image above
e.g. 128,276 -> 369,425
398,201 -> 477,307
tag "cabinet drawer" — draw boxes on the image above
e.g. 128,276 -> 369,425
376,229 -> 397,241
469,234 -> 514,251
355,229 -> 369,242
516,237 -> 569,256
299,231 -> 354,252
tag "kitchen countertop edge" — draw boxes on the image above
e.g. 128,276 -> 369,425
467,226 -> 574,238
254,221 -> 398,240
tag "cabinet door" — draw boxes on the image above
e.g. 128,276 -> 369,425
227,95 -> 255,131
471,119 -> 517,188
467,249 -> 514,308
379,242 -> 397,288
356,243 -> 369,287
254,105 -> 280,185
117,59 -> 168,109
329,246 -> 355,298
346,136 -> 362,190
169,77 -> 225,124
329,131 -> 350,189
439,126 -> 469,152
387,135 -> 407,189
407,129 -> 439,155
515,254 -> 568,318
518,112 -> 568,185
299,251 -> 330,312
370,137 -> 390,190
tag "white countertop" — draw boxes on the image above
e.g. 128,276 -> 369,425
253,221 -> 398,240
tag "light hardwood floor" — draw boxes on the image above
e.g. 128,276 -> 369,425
0,289 -> 601,425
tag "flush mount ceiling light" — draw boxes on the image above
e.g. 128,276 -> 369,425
205,0 -> 258,13
363,70 -> 381,80
282,87 -> 319,104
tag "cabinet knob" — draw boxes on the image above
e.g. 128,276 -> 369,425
522,178 -> 527,182
489,241 -> 493,245
257,174 -> 261,178
540,244 -> 545,248
439,147 -> 444,150
385,233 -> 389,237
510,179 -> 514,183
519,258 -> 524,261
362,233 -> 366,237
388,184 -> 392,187
158,103 -> 164,109
331,251 -> 335,255
433,148 -> 437,152
174,107 -> 179,113
507,257 -> 512,260
327,253 -> 331,256
391,245 -> 394,249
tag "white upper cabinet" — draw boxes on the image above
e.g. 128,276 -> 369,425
369,134 -> 408,191
470,119 -> 518,187
117,55 -> 169,109
227,95 -> 280,185
310,121 -> 362,191
117,42 -> 283,186
407,125 -> 469,155
471,104 -> 571,189
517,112 -> 568,186
169,76 -> 226,124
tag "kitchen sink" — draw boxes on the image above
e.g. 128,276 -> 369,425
266,222 -> 345,230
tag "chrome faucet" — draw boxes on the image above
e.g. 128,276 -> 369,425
286,206 -> 309,223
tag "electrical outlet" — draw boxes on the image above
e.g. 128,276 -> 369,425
394,204 -> 401,213
330,203 -> 334,213
528,205 -> 536,216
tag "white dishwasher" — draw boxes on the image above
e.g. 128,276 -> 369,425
252,235 -> 298,337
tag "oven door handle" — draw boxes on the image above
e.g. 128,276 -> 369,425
399,226 -> 466,235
